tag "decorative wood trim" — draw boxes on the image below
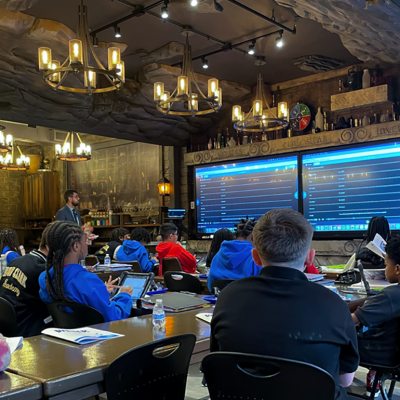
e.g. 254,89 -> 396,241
184,120 -> 400,166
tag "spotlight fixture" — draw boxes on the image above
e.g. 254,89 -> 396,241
114,26 -> 121,38
161,1 -> 169,19
213,0 -> 223,12
248,41 -> 255,55
191,0 -> 198,6
276,32 -> 283,48
93,36 -> 99,47
202,58 -> 209,69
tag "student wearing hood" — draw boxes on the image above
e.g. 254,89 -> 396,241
207,218 -> 262,291
115,227 -> 158,272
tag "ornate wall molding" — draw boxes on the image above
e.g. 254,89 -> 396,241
184,121 -> 400,166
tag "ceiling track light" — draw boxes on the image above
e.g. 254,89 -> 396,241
190,0 -> 198,6
276,32 -> 283,48
161,0 -> 169,18
248,41 -> 255,55
114,26 -> 121,38
93,36 -> 99,47
202,57 -> 209,69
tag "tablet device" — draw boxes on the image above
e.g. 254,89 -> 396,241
114,272 -> 154,301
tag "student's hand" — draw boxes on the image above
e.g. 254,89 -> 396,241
85,266 -> 96,273
120,286 -> 133,296
151,257 -> 159,262
105,276 -> 120,294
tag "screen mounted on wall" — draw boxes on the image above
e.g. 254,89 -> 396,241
302,141 -> 400,233
195,155 -> 299,234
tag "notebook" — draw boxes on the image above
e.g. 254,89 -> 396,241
196,313 -> 213,324
142,292 -> 209,313
42,327 -> 124,345
304,273 -> 325,282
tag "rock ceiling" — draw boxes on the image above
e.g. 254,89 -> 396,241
0,7 -> 251,146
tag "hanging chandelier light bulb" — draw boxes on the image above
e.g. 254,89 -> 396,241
55,132 -> 91,162
0,144 -> 30,171
232,72 -> 288,133
154,31 -> 222,116
0,126 -> 13,153
38,0 -> 125,95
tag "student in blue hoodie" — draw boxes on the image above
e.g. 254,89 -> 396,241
207,218 -> 262,291
39,221 -> 133,322
115,227 -> 158,272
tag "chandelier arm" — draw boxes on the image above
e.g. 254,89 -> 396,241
86,26 -> 107,70
54,70 -> 70,90
71,132 -> 74,152
76,133 -> 83,143
63,132 -> 71,147
61,56 -> 69,67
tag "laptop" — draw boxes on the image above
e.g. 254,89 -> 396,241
112,272 -> 154,305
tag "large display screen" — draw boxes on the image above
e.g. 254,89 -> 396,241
195,155 -> 299,233
302,141 -> 400,232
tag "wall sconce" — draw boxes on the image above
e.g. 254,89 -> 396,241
158,177 -> 171,196
278,102 -> 288,120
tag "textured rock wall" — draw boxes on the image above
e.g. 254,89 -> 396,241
275,0 -> 400,63
0,170 -> 24,228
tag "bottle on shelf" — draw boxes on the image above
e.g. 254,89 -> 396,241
220,133 -> 225,148
362,115 -> 370,126
315,107 -> 324,132
213,138 -> 217,149
152,298 -> 166,332
338,79 -> 343,93
207,138 -> 212,150
362,69 -> 371,89
323,112 -> 328,131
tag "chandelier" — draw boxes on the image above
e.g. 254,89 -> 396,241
0,126 -> 13,153
55,132 -> 91,162
38,0 -> 125,95
232,72 -> 289,133
0,145 -> 30,171
154,32 -> 222,116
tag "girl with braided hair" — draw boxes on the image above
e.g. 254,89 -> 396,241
0,228 -> 21,264
39,221 -> 133,322
207,217 -> 262,291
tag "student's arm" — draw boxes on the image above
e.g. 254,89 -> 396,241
180,248 -> 197,274
354,291 -> 393,328
138,246 -> 157,273
5,251 -> 19,264
339,371 -> 355,387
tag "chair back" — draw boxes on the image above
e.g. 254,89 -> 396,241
164,271 -> 202,294
112,260 -> 142,272
47,301 -> 105,329
106,333 -> 196,400
162,257 -> 183,275
202,352 -> 335,400
0,298 -> 17,337
211,279 -> 235,295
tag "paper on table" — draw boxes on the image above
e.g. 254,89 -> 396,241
196,313 -> 213,324
6,337 -> 23,353
365,233 -> 386,260
42,327 -> 124,345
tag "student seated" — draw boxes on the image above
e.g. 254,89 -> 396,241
115,227 -> 158,272
211,209 -> 359,400
95,228 -> 130,264
0,223 -> 54,337
352,236 -> 400,397
205,228 -> 234,270
0,229 -> 21,264
39,221 -> 133,322
207,218 -> 262,291
356,216 -> 390,269
156,223 -> 197,275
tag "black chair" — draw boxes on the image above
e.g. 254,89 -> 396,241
211,279 -> 235,295
106,333 -> 196,400
164,271 -> 202,294
112,260 -> 142,272
47,301 -> 105,329
202,352 -> 336,400
0,298 -> 17,337
162,257 -> 183,275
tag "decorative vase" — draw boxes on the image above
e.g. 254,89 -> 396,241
228,137 -> 236,147
315,107 -> 324,132
362,69 -> 371,89
362,115 -> 370,126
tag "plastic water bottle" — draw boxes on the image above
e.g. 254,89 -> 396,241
0,255 -> 6,277
104,254 -> 111,268
152,299 -> 166,331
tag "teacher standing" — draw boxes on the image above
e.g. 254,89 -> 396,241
55,189 -> 82,226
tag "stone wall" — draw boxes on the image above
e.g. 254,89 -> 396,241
0,170 -> 24,228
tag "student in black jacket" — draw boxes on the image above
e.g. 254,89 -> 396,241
94,228 -> 130,263
0,223 -> 54,337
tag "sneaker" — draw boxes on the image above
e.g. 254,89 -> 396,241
366,370 -> 380,398
365,388 -> 380,398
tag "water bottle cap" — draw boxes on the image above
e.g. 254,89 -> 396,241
156,299 -> 163,304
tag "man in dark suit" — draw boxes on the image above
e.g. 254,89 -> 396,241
55,189 -> 82,225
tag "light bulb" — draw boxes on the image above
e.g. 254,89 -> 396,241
161,6 -> 168,18
248,43 -> 255,55
191,0 -> 198,6
73,43 -> 79,57
276,35 -> 283,48
0,132 -> 4,145
6,135 -> 12,145
55,144 -> 61,155
25,157 -> 30,165
86,145 -> 91,154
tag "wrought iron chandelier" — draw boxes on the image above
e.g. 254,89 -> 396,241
0,126 -> 13,153
38,0 -> 125,95
55,132 -> 91,162
232,72 -> 289,133
154,32 -> 222,116
0,144 -> 30,171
